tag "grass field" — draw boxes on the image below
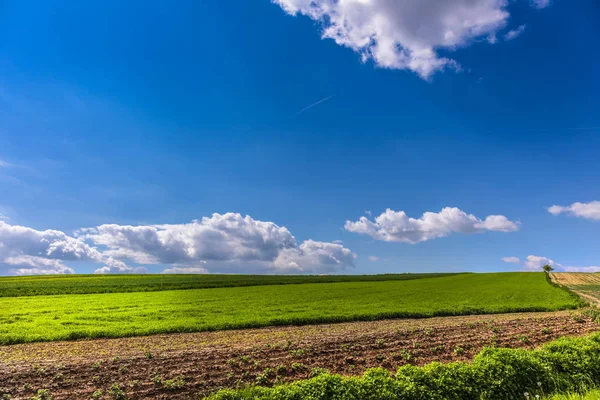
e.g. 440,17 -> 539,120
0,272 -> 581,345
0,272 -> 460,297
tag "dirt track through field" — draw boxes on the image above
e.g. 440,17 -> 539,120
1,310 -> 597,399
551,273 -> 600,306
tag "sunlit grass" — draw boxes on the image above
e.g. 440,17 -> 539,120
547,390 -> 600,400
0,272 -> 580,345
0,272 -> 460,297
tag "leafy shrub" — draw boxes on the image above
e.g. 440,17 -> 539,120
207,332 -> 600,400
91,390 -> 103,400
164,376 -> 186,390
30,390 -> 52,400
109,384 -> 126,400
291,363 -> 306,372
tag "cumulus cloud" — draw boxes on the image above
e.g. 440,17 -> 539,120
80,213 -> 298,265
0,220 -> 101,275
5,255 -> 75,275
161,267 -> 209,274
524,255 -> 555,270
547,201 -> 600,221
273,0 -> 518,79
344,207 -> 519,244
274,239 -> 356,273
0,214 -> 356,275
93,257 -> 147,275
504,25 -> 526,41
505,254 -> 599,273
0,214 -> 8,221
81,213 -> 356,274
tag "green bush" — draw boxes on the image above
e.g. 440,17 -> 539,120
206,332 -> 600,400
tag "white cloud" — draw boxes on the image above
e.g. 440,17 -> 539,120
161,267 -> 209,274
93,257 -> 147,275
506,254 -> 599,273
344,207 -> 519,244
82,213 -> 356,274
273,0 -> 516,79
0,221 -> 101,261
0,215 -> 356,275
368,256 -> 379,262
274,239 -> 356,273
524,255 -> 555,270
0,159 -> 10,168
81,213 -> 298,265
9,266 -> 74,276
547,201 -> 600,221
0,214 -> 9,221
0,220 -> 102,275
504,25 -> 526,41
5,255 -> 75,275
561,266 -> 600,273
531,0 -> 551,9
332,240 -> 343,244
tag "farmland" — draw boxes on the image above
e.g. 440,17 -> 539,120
0,310 -> 597,399
0,271 -> 596,400
0,272 -> 460,297
0,272 -> 580,345
552,273 -> 600,306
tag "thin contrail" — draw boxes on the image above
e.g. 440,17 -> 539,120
290,95 -> 334,117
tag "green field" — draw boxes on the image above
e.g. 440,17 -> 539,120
0,272 -> 460,297
0,272 -> 581,345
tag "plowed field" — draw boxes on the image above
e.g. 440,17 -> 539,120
1,310 -> 596,400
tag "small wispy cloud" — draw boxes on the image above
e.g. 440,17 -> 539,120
504,25 -> 526,41
502,254 -> 600,273
530,0 -> 551,9
290,95 -> 334,117
368,256 -> 379,262
0,159 -> 10,168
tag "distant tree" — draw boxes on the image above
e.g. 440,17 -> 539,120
543,264 -> 554,273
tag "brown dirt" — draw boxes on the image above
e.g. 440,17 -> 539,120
0,310 -> 597,400
551,273 -> 600,306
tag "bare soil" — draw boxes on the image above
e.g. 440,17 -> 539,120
0,310 -> 597,400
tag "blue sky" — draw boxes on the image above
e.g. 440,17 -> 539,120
0,0 -> 599,276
